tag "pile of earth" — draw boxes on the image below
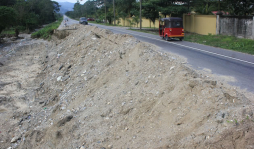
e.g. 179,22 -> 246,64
0,24 -> 254,149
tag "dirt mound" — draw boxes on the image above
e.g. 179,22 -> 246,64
0,24 -> 254,149
53,30 -> 70,39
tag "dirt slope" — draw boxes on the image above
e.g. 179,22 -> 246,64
0,25 -> 254,149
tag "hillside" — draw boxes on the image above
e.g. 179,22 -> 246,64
58,2 -> 75,14
0,25 -> 254,149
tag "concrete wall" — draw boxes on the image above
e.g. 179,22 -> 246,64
219,16 -> 253,39
183,14 -> 254,39
183,14 -> 217,35
183,15 -> 192,32
118,17 -> 160,28
118,14 -> 171,28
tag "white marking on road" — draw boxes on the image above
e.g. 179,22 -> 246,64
93,24 -> 254,66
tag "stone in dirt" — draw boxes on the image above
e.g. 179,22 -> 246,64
57,115 -> 73,127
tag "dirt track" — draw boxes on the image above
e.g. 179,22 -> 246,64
0,25 -> 254,149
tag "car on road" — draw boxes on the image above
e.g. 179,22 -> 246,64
79,17 -> 88,25
87,18 -> 95,21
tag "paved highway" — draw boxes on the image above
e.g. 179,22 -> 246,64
63,16 -> 254,93
58,15 -> 79,30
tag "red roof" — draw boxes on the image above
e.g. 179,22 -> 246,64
212,11 -> 229,15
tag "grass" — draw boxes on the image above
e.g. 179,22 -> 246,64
141,26 -> 158,29
31,17 -> 63,40
1,26 -> 27,37
184,33 -> 254,55
226,120 -> 233,123
0,29 -> 15,35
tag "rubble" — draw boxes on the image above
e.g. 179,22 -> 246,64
0,25 -> 254,149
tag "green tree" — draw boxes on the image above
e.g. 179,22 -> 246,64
191,0 -> 254,16
0,0 -> 16,6
223,0 -> 254,16
53,1 -> 61,13
12,0 -> 60,31
0,0 -> 60,34
192,0 -> 217,15
24,12 -> 39,29
30,0 -> 60,24
74,2 -> 82,18
116,0 -> 136,16
13,0 -> 29,29
0,6 -> 16,34
142,0 -> 159,27
82,0 -> 97,18
118,11 -> 128,25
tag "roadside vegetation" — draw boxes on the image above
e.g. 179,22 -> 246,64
31,17 -> 63,40
0,0 -> 61,38
0,29 -> 16,36
184,33 -> 254,55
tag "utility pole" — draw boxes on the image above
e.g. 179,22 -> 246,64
140,0 -> 142,30
113,0 -> 115,26
104,0 -> 106,25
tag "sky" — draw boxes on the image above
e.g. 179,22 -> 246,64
54,0 -> 87,4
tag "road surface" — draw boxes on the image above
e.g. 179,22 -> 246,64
58,15 -> 79,30
62,16 -> 254,93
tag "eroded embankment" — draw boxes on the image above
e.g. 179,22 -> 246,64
0,25 -> 254,149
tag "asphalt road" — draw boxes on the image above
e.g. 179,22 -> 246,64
63,16 -> 254,93
58,15 -> 79,30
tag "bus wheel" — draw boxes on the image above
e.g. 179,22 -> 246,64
179,38 -> 183,41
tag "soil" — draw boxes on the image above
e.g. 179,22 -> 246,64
0,24 -> 254,149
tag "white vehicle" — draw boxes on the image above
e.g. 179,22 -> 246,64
79,17 -> 88,25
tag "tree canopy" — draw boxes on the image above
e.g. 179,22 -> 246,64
67,0 -> 253,26
0,6 -> 16,33
0,0 -> 61,34
223,0 -> 254,16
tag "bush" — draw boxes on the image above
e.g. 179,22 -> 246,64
31,17 -> 63,39
0,6 -> 16,34
96,19 -> 102,23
